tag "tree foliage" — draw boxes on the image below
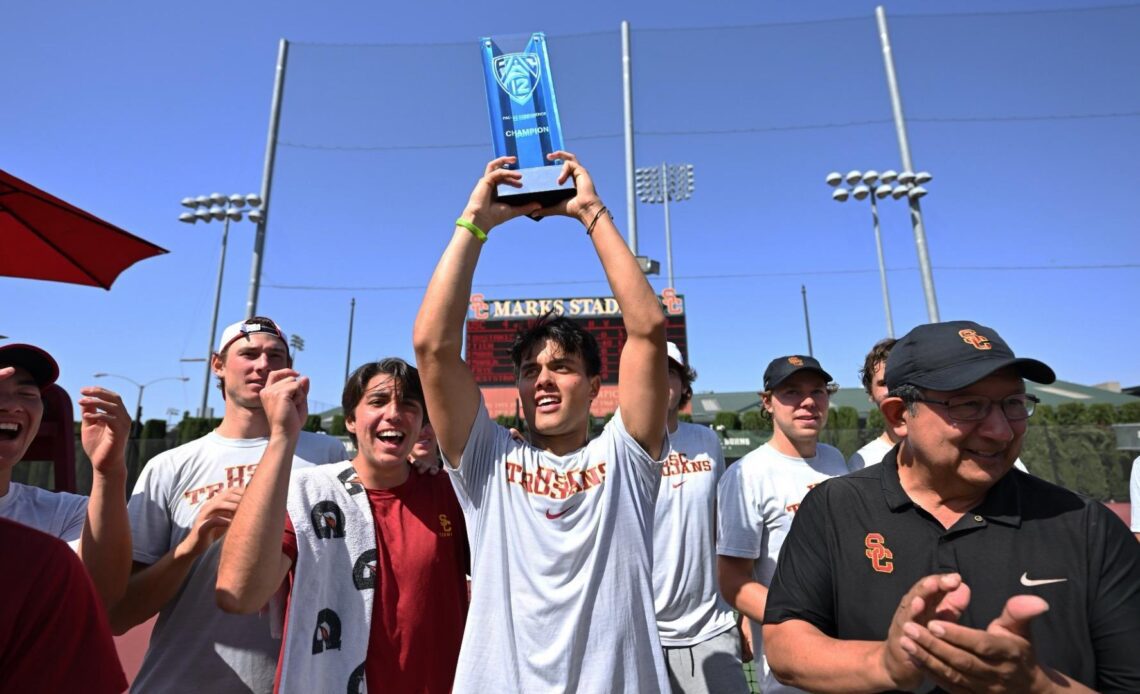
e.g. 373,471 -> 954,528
714,411 -> 742,430
866,407 -> 887,434
1116,402 -> 1140,423
740,411 -> 770,433
141,419 -> 167,440
177,416 -> 221,444
819,406 -> 862,458
1087,403 -> 1117,426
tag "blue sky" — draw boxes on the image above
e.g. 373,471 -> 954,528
3,1 -> 1138,421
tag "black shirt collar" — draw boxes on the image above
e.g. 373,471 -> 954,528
879,446 -> 1023,527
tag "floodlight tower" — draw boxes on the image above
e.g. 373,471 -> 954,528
826,169 -> 931,338
178,193 -> 263,417
635,162 -> 695,289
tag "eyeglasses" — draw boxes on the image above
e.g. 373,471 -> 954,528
911,393 -> 1040,422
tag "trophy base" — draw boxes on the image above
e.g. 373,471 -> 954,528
496,165 -> 576,208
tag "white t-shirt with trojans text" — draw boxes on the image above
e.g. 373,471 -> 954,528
717,441 -> 849,694
653,422 -> 736,646
446,403 -> 669,694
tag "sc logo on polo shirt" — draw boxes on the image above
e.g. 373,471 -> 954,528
864,532 -> 894,573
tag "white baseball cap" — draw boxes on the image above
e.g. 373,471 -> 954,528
216,318 -> 289,356
666,341 -> 685,368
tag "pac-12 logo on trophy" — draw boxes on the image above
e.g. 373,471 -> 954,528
493,53 -> 542,105
479,32 -> 575,207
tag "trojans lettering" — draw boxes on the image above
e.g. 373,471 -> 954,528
661,452 -> 712,477
504,460 -> 607,500
784,482 -> 821,514
182,463 -> 258,505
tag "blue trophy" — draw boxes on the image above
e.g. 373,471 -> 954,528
480,32 -> 575,207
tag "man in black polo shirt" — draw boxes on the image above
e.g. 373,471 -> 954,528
763,320 -> 1140,693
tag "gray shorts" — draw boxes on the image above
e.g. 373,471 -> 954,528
663,625 -> 751,694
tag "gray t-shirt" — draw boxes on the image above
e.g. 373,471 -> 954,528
0,481 -> 87,549
653,422 -> 736,646
127,431 -> 346,694
717,441 -> 849,694
446,404 -> 669,693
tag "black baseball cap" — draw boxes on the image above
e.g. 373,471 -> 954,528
763,355 -> 833,390
885,320 -> 1055,391
0,343 -> 60,388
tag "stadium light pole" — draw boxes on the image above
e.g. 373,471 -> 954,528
93,373 -> 189,436
876,6 -> 940,322
801,285 -> 814,358
179,193 -> 263,417
827,169 -> 931,339
289,334 -> 305,368
635,162 -> 695,289
345,297 -> 356,383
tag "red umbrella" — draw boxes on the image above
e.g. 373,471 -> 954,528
0,168 -> 167,289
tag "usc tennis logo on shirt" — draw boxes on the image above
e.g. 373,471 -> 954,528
864,533 -> 894,573
438,514 -> 454,537
958,329 -> 992,350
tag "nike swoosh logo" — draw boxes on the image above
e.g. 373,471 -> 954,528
1020,572 -> 1067,587
672,480 -> 686,488
545,505 -> 579,520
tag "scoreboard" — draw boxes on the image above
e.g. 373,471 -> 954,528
465,291 -> 688,387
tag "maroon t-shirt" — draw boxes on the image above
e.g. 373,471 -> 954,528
279,470 -> 469,693
0,518 -> 128,693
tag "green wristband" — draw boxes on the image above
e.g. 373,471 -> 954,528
456,217 -> 487,242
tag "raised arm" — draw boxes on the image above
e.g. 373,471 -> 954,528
215,369 -> 304,614
413,156 -> 541,465
537,152 -> 668,458
76,386 -> 133,607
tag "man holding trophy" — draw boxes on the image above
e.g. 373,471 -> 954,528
413,139 -> 673,691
